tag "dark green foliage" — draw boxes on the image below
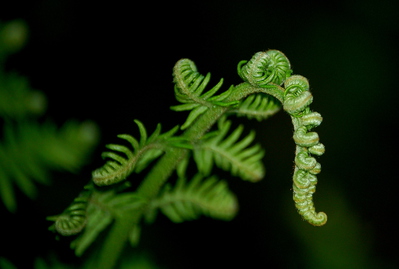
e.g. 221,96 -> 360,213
0,72 -> 46,118
146,174 -> 238,223
0,20 -> 27,64
0,20 -> 99,213
193,117 -> 265,182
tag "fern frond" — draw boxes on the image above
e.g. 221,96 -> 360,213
171,59 -> 238,129
92,120 -> 179,186
146,174 -> 238,223
231,93 -> 281,121
193,118 -> 265,182
0,120 -> 98,212
47,184 -> 146,256
72,190 -> 144,256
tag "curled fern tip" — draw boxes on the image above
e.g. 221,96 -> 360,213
238,50 -> 292,87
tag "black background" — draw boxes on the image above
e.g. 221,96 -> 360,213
1,0 -> 398,268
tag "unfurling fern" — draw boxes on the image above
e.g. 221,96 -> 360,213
171,58 -> 238,129
92,120 -> 179,186
146,174 -> 237,223
237,52 -> 326,226
47,189 -> 90,236
47,49 -> 327,269
283,75 -> 327,226
237,50 -> 292,102
193,117 -> 265,182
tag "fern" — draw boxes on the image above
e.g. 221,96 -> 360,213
45,49 -> 327,269
146,174 -> 237,223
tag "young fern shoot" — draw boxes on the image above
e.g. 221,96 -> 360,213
48,49 -> 327,269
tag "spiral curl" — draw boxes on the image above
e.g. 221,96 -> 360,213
238,50 -> 292,87
48,195 -> 88,236
283,75 -> 327,226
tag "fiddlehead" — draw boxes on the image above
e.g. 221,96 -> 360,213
237,50 -> 292,102
47,189 -> 91,236
171,58 -> 238,129
283,75 -> 327,226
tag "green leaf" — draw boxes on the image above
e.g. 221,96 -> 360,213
193,118 -> 265,182
232,93 -> 281,121
180,105 -> 208,130
92,121 -> 179,186
146,174 -> 238,223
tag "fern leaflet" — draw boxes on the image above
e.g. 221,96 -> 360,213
146,174 -> 237,223
92,120 -> 179,186
193,117 -> 265,182
232,93 -> 281,121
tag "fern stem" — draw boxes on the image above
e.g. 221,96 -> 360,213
95,215 -> 141,269
137,148 -> 189,198
228,82 -> 285,104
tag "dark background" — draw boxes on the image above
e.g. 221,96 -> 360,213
1,0 -> 398,268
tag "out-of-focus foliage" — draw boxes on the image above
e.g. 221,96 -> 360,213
0,20 -> 99,212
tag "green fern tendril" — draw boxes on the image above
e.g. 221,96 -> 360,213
47,189 -> 91,236
238,52 -> 327,226
283,75 -> 327,226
